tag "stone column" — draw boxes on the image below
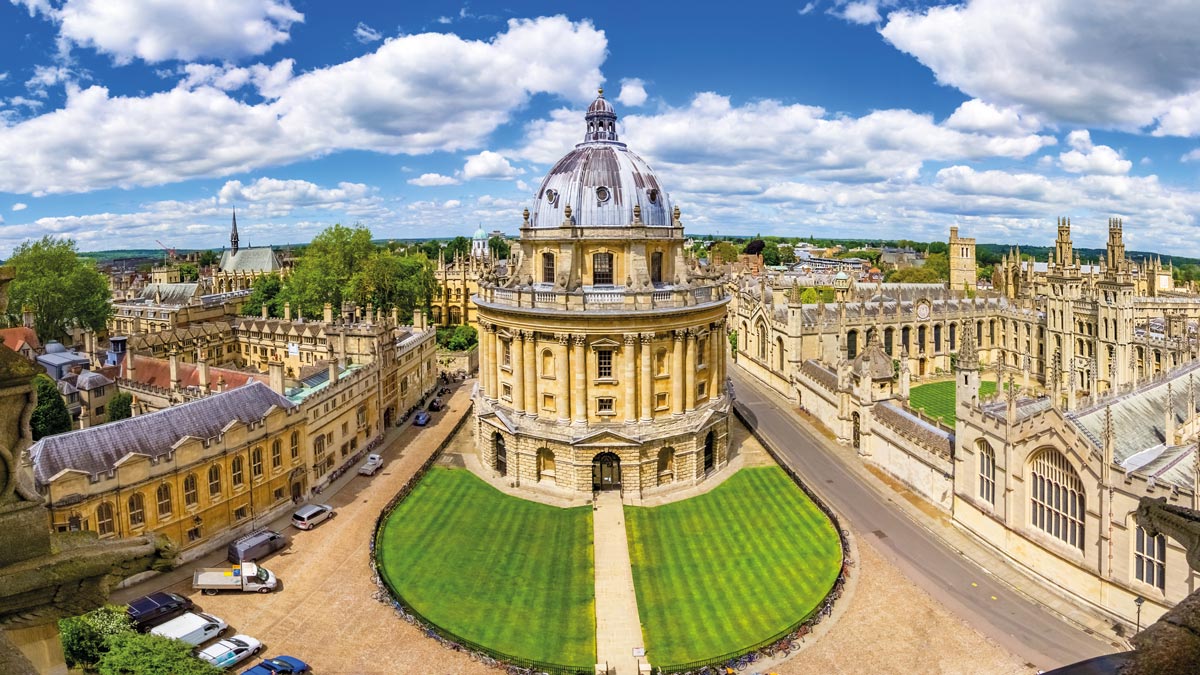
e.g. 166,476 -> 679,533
685,329 -> 697,412
573,334 -> 587,424
556,333 -> 571,422
708,326 -> 720,402
672,330 -> 685,415
512,331 -> 525,414
640,333 -> 653,421
624,334 -> 637,422
524,332 -> 538,416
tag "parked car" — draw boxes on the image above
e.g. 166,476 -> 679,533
228,529 -> 288,564
428,398 -> 444,411
126,591 -> 194,631
149,611 -> 227,646
241,655 -> 310,674
358,454 -> 384,476
197,635 -> 263,669
413,411 -> 431,426
291,504 -> 334,530
193,562 -> 278,595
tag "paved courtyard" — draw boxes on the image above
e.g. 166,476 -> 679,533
110,380 -> 1036,674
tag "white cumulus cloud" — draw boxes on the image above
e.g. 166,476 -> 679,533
408,173 -> 460,186
1057,130 -> 1131,175
462,151 -> 521,180
12,203 -> 28,211
354,22 -> 382,44
617,78 -> 648,107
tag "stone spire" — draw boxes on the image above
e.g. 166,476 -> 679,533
230,207 -> 240,255
958,319 -> 979,371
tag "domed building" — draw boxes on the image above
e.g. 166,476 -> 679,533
473,90 -> 732,495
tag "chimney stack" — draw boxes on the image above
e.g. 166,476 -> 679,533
198,355 -> 210,392
391,306 -> 398,326
269,360 -> 285,395
323,302 -> 333,323
284,301 -> 292,322
261,304 -> 269,319
21,304 -> 34,329
169,349 -> 181,391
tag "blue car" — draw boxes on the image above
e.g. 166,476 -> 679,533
413,411 -> 431,426
241,655 -> 309,675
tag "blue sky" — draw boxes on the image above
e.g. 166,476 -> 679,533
4,1 -> 1200,257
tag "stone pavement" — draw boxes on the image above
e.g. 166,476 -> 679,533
592,490 -> 646,675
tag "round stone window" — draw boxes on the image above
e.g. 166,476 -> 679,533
544,189 -> 557,204
648,188 -> 658,203
596,186 -> 610,202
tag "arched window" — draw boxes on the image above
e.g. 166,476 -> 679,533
977,441 -> 995,506
917,325 -> 927,354
290,431 -> 300,460
884,327 -> 894,356
542,252 -> 556,284
271,439 -> 282,469
208,464 -> 221,496
776,337 -> 785,370
541,349 -> 554,376
183,474 -> 198,507
593,252 -> 614,285
156,483 -> 172,517
251,446 -> 264,478
650,251 -> 664,284
1030,449 -> 1085,550
756,320 -> 768,361
949,323 -> 957,351
232,456 -> 245,487
537,448 -> 556,482
494,432 -> 507,476
901,326 -> 911,353
1135,526 -> 1166,590
96,502 -> 115,536
933,324 -> 942,352
128,493 -> 145,527
847,329 -> 858,360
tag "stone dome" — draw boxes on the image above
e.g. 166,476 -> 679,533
528,89 -> 674,228
472,226 -> 488,240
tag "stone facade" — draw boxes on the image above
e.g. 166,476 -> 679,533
474,91 -> 732,495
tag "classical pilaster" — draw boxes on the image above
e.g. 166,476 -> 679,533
512,331 -> 525,414
524,331 -> 538,416
672,330 -> 685,415
556,333 -> 571,422
573,334 -> 587,424
639,333 -> 653,421
624,334 -> 637,422
484,322 -> 497,399
685,329 -> 697,412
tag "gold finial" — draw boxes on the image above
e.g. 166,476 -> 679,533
598,87 -> 604,97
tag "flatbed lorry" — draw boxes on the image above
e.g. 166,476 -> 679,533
192,563 -> 278,595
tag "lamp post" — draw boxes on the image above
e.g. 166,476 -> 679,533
1134,595 -> 1145,634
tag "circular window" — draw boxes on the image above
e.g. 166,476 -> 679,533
647,188 -> 658,203
544,189 -> 557,204
596,186 -> 610,202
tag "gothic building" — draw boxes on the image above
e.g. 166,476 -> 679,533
211,210 -> 284,294
473,90 -> 731,495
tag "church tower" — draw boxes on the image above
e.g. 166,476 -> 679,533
230,208 -> 240,256
1098,217 -> 1135,392
1046,217 -> 1082,407
948,226 -> 976,293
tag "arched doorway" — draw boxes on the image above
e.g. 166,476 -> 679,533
592,452 -> 621,491
494,432 -> 507,477
383,407 -> 394,428
703,431 -> 715,471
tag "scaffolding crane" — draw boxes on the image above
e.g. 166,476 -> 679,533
156,239 -> 177,261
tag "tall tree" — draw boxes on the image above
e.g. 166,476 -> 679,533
197,250 -> 219,267
97,633 -> 222,675
59,605 -> 135,670
247,275 -> 284,317
177,263 -> 199,282
31,374 -> 72,440
280,224 -> 376,318
346,250 -> 436,318
6,236 -> 111,343
445,236 -> 471,260
107,392 -> 133,423
488,235 -> 511,259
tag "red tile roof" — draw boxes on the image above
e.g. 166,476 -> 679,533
120,354 -> 267,390
0,327 -> 40,354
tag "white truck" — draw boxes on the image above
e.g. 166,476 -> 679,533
192,563 -> 278,595
358,453 -> 384,476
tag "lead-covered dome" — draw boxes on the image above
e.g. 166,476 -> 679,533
529,89 -> 674,228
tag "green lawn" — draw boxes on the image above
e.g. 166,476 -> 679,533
377,467 -> 596,666
908,379 -> 997,425
625,467 -> 842,666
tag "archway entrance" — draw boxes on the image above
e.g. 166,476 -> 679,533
703,431 -> 715,471
494,433 -> 507,477
592,452 -> 621,491
384,407 -> 394,428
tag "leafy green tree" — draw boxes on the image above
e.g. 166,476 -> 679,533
419,239 -> 443,260
799,287 -> 819,304
197,250 -> 219,267
107,392 -> 133,423
59,605 -> 135,670
447,325 -> 477,351
445,236 -> 471,261
346,250 -> 436,319
247,275 -> 285,317
280,224 -> 376,318
5,236 -> 112,343
177,263 -> 199,282
761,242 -> 781,266
488,235 -> 511,259
923,252 -> 950,280
778,245 -> 796,265
97,633 -> 222,675
31,374 -> 71,440
710,242 -> 739,264
886,266 -> 942,283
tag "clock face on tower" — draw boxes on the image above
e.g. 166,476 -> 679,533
916,301 -> 931,321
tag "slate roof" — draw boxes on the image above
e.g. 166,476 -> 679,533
74,370 -> 114,391
218,247 -> 282,273
29,381 -> 295,484
139,283 -> 202,306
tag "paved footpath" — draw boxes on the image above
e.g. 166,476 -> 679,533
592,491 -> 645,675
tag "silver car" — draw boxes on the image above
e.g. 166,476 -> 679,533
197,634 -> 263,669
291,504 -> 334,530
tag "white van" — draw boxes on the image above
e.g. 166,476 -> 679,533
150,611 -> 228,646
